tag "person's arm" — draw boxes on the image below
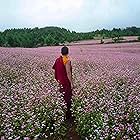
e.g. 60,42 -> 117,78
65,60 -> 74,89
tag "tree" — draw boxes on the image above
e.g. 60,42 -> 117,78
1,26 -> 140,48
0,34 -> 4,46
7,35 -> 14,47
44,35 -> 56,46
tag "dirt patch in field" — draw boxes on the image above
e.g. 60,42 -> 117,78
65,119 -> 80,140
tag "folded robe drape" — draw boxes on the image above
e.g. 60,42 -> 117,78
52,56 -> 72,118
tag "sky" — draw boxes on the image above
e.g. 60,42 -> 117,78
0,0 -> 140,32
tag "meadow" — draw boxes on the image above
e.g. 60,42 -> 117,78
0,41 -> 140,139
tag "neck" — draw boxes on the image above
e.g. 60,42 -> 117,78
62,54 -> 68,57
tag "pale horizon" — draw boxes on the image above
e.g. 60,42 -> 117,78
0,0 -> 140,32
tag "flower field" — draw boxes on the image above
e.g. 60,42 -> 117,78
0,42 -> 140,140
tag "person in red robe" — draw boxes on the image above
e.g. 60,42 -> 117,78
52,46 -> 74,120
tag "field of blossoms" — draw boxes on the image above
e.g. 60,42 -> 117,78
0,41 -> 140,140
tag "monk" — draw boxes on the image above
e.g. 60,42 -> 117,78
52,46 -> 74,120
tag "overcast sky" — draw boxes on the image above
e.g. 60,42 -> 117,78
0,0 -> 140,32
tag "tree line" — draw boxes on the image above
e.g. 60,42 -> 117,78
0,26 -> 140,48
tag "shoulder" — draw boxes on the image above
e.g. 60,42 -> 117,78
67,59 -> 71,64
56,56 -> 61,62
65,60 -> 72,67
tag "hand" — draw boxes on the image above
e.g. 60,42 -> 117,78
71,83 -> 74,89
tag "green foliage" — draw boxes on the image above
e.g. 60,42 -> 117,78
138,36 -> 140,41
0,27 -> 72,48
112,36 -> 124,43
0,33 -> 4,46
72,98 -> 104,139
0,26 -> 140,48
76,112 -> 103,139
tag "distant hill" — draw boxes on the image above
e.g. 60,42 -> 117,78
0,26 -> 140,48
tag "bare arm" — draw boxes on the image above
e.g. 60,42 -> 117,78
65,60 -> 73,88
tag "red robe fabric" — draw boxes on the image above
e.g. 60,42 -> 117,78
52,56 -> 72,109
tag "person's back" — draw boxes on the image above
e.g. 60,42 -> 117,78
53,56 -> 71,86
52,46 -> 73,120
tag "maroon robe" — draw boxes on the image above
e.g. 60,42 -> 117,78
52,56 -> 72,118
